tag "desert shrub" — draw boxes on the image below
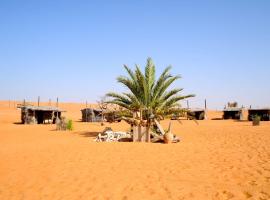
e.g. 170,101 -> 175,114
252,115 -> 261,126
66,119 -> 74,131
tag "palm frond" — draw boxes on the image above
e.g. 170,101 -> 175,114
107,58 -> 195,121
123,65 -> 137,83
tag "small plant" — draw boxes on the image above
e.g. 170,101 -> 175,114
252,115 -> 261,126
66,119 -> 74,131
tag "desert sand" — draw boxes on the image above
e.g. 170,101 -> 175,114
0,101 -> 270,200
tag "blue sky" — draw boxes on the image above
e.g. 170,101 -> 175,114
0,0 -> 269,109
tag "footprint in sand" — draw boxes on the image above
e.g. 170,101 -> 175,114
259,191 -> 270,200
265,176 -> 270,182
122,196 -> 128,200
215,190 -> 234,200
248,180 -> 257,186
243,191 -> 253,199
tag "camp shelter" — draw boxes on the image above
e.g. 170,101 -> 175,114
17,105 -> 64,124
188,108 -> 206,120
223,107 -> 244,120
248,108 -> 270,121
81,108 -> 103,122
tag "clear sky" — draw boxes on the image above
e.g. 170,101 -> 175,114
0,0 -> 269,109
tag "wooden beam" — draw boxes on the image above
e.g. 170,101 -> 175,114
168,121 -> 172,134
154,119 -> 166,136
51,111 -> 55,124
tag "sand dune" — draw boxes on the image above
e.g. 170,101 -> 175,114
0,101 -> 270,200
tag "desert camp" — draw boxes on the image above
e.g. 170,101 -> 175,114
1,1 -> 270,200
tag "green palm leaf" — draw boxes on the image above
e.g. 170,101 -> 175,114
106,58 -> 195,142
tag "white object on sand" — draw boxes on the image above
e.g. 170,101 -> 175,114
95,131 -> 130,142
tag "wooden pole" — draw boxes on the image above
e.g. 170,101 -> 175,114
86,101 -> 88,108
204,99 -> 208,120
51,111 -> 54,124
56,97 -> 59,119
187,100 -> 190,109
23,99 -> 26,106
146,120 -> 151,143
38,96 -> 40,107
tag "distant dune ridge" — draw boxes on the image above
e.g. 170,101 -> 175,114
0,101 -> 270,200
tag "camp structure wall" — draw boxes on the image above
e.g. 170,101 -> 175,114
248,109 -> 270,121
21,108 -> 36,124
222,108 -> 245,120
194,111 -> 205,120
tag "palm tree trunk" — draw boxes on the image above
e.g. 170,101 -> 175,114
146,120 -> 151,142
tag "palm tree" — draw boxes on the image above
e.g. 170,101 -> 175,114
106,58 -> 194,142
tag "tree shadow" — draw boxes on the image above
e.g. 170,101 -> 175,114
211,118 -> 223,120
75,131 -> 100,138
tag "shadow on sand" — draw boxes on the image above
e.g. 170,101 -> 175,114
75,131 -> 100,138
234,120 -> 250,122
13,122 -> 23,125
211,118 -> 223,120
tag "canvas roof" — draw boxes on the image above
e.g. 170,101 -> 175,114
223,107 -> 243,112
248,108 -> 270,111
81,108 -> 102,112
18,105 -> 64,112
188,108 -> 205,112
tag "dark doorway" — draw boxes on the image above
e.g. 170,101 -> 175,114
223,111 -> 240,120
36,111 -> 44,124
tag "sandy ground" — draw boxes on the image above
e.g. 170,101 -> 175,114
0,101 -> 270,200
